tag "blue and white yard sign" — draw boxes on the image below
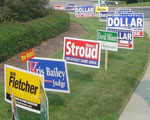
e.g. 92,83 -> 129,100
27,57 -> 70,93
101,0 -> 105,5
107,28 -> 133,49
99,11 -> 115,21
115,9 -> 132,13
75,6 -> 94,18
66,3 -> 76,11
107,13 -> 144,37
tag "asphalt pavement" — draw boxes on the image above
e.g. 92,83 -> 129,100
49,0 -> 93,7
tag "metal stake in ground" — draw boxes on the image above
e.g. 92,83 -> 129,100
105,50 -> 108,71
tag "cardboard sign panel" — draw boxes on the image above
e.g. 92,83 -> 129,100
101,0 -> 105,5
40,81 -> 49,120
107,28 -> 133,49
64,37 -> 101,68
5,65 -> 44,114
99,11 -> 115,21
95,6 -> 108,13
20,48 -> 36,63
107,13 -> 144,37
53,5 -> 65,10
27,57 -> 70,93
97,30 -> 118,51
66,3 -> 76,11
75,6 -> 94,18
94,2 -> 99,7
115,9 -> 132,13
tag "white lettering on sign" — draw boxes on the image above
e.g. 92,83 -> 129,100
66,41 -> 98,59
108,18 -> 143,27
46,67 -> 65,80
53,80 -> 66,88
119,33 -> 132,40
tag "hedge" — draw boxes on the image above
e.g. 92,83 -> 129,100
0,10 -> 70,63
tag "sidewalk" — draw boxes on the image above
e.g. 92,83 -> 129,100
118,19 -> 150,120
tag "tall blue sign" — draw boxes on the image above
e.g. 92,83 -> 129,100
107,13 -> 144,37
27,57 -> 70,93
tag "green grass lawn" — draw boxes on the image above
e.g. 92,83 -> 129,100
0,15 -> 150,120
111,2 -> 150,7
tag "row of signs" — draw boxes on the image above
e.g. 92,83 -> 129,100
53,4 -> 144,38
5,58 -> 69,114
74,6 -> 144,37
54,3 -> 76,11
5,4 -> 143,119
5,29 -> 134,114
5,31 -> 127,115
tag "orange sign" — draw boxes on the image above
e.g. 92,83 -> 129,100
20,48 -> 36,63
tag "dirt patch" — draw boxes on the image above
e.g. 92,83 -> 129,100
0,22 -> 87,82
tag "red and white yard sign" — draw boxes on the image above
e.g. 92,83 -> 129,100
63,37 -> 101,68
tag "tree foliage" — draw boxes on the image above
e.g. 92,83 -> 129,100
126,0 -> 150,4
0,0 -> 49,22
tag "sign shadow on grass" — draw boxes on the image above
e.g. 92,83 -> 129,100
109,53 -> 124,61
68,70 -> 93,82
47,93 -> 64,106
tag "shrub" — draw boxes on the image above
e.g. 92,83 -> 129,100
0,0 -> 49,22
0,10 -> 70,62
143,0 -> 150,2
126,0 -> 138,4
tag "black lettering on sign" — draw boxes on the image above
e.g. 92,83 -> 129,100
9,75 -> 39,95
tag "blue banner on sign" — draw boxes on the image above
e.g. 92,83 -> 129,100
27,57 -> 70,93
75,6 -> 94,18
65,56 -> 99,66
107,28 -> 133,49
66,3 -> 76,11
99,11 -> 115,21
115,9 -> 132,13
107,13 -> 144,29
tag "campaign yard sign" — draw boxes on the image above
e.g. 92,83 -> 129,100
27,57 -> 70,93
66,3 -> 76,11
5,65 -> 44,114
20,48 -> 36,63
64,37 -> 101,68
75,6 -> 94,18
94,2 -> 99,7
95,6 -> 108,13
97,30 -> 118,51
53,5 -> 65,10
99,11 -> 115,21
101,0 -> 105,5
107,13 -> 144,37
40,81 -> 49,120
115,9 -> 132,13
107,28 -> 133,49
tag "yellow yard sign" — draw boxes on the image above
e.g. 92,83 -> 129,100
5,65 -> 44,114
95,6 -> 108,13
